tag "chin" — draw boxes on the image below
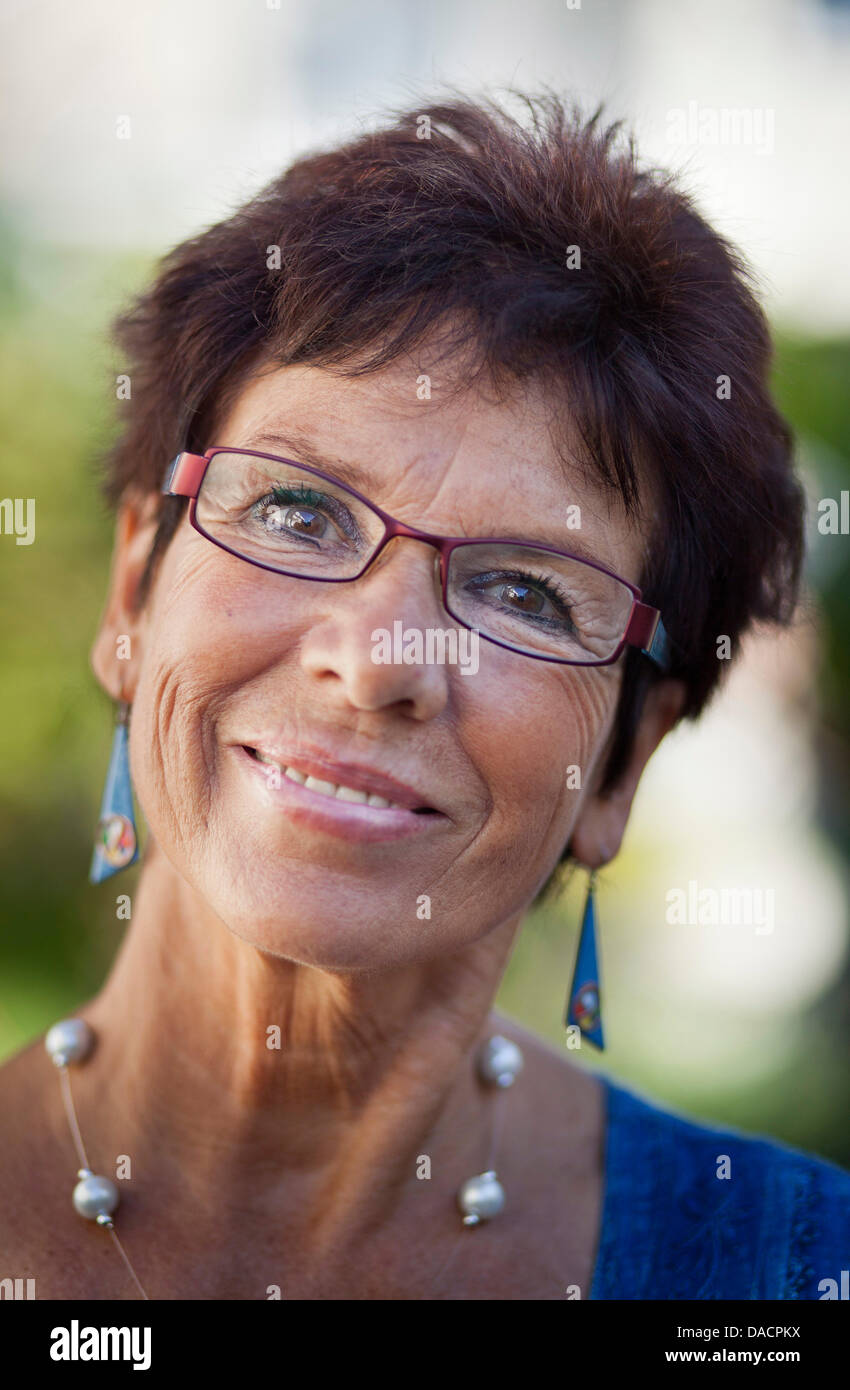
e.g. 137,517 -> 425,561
203,873 -> 429,972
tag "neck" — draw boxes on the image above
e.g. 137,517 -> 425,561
78,841 -> 524,1252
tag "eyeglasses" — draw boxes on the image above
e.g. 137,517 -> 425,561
162,447 -> 671,670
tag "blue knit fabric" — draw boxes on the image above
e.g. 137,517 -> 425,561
589,1076 -> 850,1300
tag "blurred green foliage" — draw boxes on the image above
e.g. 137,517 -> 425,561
1,221 -> 849,1165
773,339 -> 850,863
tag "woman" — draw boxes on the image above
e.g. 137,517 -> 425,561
1,92 -> 847,1301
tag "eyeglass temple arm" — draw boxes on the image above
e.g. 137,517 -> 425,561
626,602 -> 671,672
162,451 -> 207,497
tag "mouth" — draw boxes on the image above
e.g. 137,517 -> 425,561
240,746 -> 441,816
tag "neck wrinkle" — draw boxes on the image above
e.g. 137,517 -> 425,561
78,845 -> 523,1239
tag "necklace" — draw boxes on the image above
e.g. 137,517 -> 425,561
45,1017 -> 524,1300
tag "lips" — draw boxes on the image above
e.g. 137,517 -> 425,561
238,745 -> 442,816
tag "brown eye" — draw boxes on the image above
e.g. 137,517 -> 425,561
279,504 -> 327,537
498,582 -> 545,615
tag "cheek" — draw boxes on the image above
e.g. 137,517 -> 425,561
141,536 -> 314,714
126,546 -> 303,865
468,662 -> 619,858
148,538 -> 300,670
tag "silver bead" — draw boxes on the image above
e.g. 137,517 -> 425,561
45,1019 -> 94,1068
457,1170 -> 505,1225
73,1173 -> 120,1222
477,1034 -> 524,1088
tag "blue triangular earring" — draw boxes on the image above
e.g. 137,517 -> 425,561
565,868 -> 604,1049
89,699 -> 139,883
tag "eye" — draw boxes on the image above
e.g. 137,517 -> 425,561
494,579 -> 548,616
262,496 -> 326,538
253,483 -> 359,543
468,569 -> 576,628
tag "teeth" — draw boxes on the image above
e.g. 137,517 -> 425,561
303,775 -> 337,796
252,751 -> 407,810
334,785 -> 370,804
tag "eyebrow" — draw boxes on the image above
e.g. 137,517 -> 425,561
233,429 -> 615,568
239,431 -> 385,497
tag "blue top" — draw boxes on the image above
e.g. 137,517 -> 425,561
590,1076 -> 850,1299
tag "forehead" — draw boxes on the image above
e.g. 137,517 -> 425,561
212,355 -> 654,584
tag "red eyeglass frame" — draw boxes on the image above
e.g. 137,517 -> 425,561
162,447 -> 671,671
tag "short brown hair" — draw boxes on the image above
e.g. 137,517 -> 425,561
96,90 -> 805,899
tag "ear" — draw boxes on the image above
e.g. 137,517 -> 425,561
570,677 -> 688,869
90,490 -> 161,703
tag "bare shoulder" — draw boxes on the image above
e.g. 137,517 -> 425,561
476,1011 -> 606,1297
0,1034 -> 59,1155
489,1010 -> 605,1136
488,1008 -> 606,1199
0,1035 -> 82,1278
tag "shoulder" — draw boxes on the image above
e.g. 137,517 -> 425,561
592,1076 -> 850,1300
0,1035 -> 53,1145
0,1034 -> 80,1267
0,1035 -> 58,1190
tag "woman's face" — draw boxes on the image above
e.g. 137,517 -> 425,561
114,357 -> 653,969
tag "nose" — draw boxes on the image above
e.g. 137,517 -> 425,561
298,538 -> 453,721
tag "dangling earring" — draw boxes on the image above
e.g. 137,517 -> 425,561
565,867 -> 604,1049
89,698 -> 139,884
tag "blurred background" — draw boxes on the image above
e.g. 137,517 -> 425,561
1,0 -> 849,1164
